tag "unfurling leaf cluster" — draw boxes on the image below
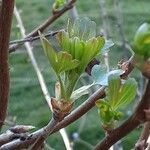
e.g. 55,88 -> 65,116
40,17 -> 105,101
96,74 -> 137,130
133,22 -> 150,59
54,0 -> 66,9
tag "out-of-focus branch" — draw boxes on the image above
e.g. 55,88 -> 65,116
113,0 -> 127,51
14,6 -> 52,111
14,6 -> 72,150
0,0 -> 15,129
99,0 -> 111,39
0,131 -> 27,146
0,125 -> 35,146
94,79 -> 150,150
9,0 -> 76,53
99,0 -> 111,72
59,128 -> 73,150
67,0 -> 78,20
134,122 -> 150,150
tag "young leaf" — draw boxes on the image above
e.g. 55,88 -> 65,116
91,65 -> 107,85
96,100 -> 114,123
72,17 -> 97,41
91,64 -> 124,86
96,74 -> 137,128
108,74 -> 138,110
56,18 -> 105,75
54,0 -> 65,9
57,51 -> 79,73
40,36 -> 79,74
133,23 -> 150,58
78,37 -> 105,73
40,36 -> 58,72
96,99 -> 123,128
111,78 -> 138,110
71,83 -> 94,100
56,31 -> 70,53
107,74 -> 122,107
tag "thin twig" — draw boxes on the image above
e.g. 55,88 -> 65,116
0,0 -> 15,129
9,0 -> 76,53
14,6 -> 52,111
9,30 -> 61,45
99,0 -> 111,39
59,128 -> 73,150
14,6 -> 72,150
99,0 -> 110,72
113,0 -> 127,51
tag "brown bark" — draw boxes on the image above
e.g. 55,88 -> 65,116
0,0 -> 15,129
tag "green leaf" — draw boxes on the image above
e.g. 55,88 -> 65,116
107,74 -> 122,107
57,51 -> 80,73
40,36 -> 79,74
91,64 -> 124,86
133,23 -> 150,58
108,74 -> 137,110
78,37 -> 105,73
74,37 -> 85,60
56,18 -> 105,75
71,83 -> 94,100
96,100 -> 114,123
96,100 -> 123,127
72,17 -> 96,41
96,74 -> 137,127
56,31 -> 70,53
54,0 -> 65,8
40,35 -> 58,72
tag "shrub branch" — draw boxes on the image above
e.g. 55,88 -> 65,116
0,0 -> 15,129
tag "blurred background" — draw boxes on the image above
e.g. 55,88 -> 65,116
8,0 -> 150,149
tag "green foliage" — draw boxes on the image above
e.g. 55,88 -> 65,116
40,36 -> 79,75
133,23 -> 150,59
56,18 -> 105,74
96,74 -> 137,129
67,17 -> 96,41
40,17 -> 105,100
108,75 -> 137,109
96,100 -> 123,129
10,1 -> 149,149
54,0 -> 65,9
